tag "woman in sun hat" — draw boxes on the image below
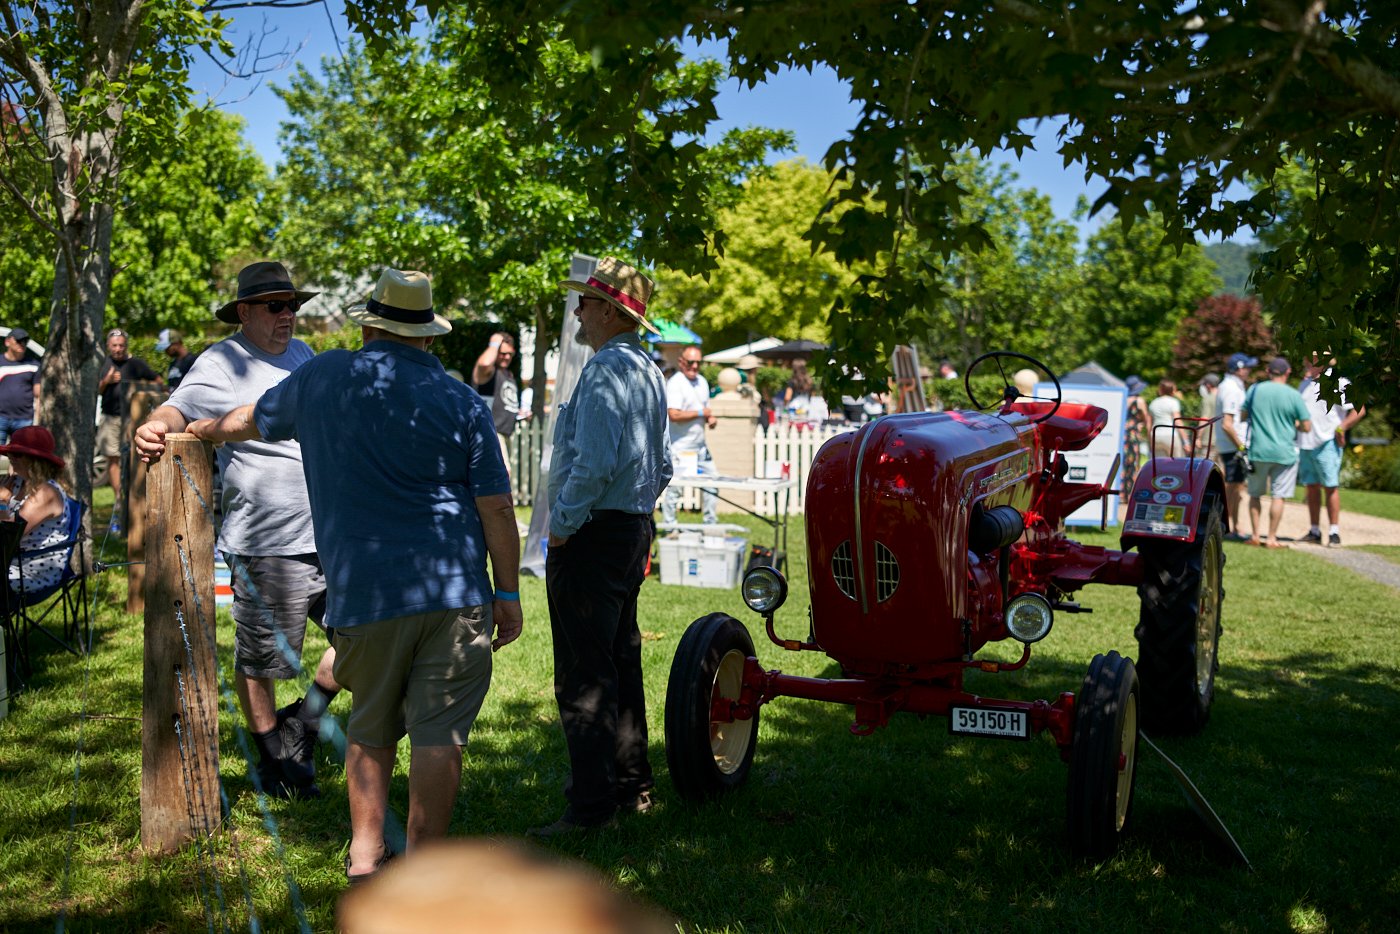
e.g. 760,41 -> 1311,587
0,426 -> 77,602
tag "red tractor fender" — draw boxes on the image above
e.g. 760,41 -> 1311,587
1121,455 -> 1226,544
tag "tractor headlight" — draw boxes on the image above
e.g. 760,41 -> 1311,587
742,566 -> 788,615
1005,593 -> 1054,644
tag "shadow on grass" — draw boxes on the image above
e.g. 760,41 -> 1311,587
5,566 -> 1400,930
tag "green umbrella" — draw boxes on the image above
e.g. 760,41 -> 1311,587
645,316 -> 701,345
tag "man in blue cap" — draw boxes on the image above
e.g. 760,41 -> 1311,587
1216,351 -> 1257,538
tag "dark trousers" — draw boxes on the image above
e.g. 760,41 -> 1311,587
545,511 -> 653,823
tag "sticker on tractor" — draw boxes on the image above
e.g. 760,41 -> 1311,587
1151,474 -> 1183,491
1125,502 -> 1192,537
1152,490 -> 1173,504
1176,492 -> 1193,504
948,706 -> 1030,740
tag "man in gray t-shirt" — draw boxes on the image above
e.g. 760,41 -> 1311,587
135,261 -> 339,800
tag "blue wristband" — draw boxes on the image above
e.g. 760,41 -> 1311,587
494,589 -> 519,602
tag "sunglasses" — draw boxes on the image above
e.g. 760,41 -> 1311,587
680,358 -> 702,366
252,299 -> 301,315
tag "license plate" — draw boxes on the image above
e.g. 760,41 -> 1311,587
949,706 -> 1030,740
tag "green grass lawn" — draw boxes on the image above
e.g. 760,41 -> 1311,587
1294,486 -> 1400,524
1337,488 -> 1400,523
4,508 -> 1400,931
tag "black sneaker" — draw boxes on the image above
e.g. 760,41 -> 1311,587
1328,532 -> 1342,547
253,757 -> 292,800
276,702 -> 321,799
1301,530 -> 1323,544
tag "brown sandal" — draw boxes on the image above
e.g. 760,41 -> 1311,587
345,839 -> 397,886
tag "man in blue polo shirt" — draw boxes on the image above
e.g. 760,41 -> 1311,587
186,268 -> 523,884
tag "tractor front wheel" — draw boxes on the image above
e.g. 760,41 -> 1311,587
1135,494 -> 1225,735
1067,651 -> 1140,859
665,613 -> 760,802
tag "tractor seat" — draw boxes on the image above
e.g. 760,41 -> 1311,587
1006,401 -> 1108,452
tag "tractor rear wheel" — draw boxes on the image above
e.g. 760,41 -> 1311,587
665,613 -> 760,802
1135,494 -> 1225,735
1067,651 -> 1140,859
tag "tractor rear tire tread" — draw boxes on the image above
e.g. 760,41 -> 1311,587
1134,496 -> 1225,735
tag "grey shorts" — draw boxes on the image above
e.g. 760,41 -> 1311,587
226,553 -> 328,679
95,414 -> 122,459
331,606 -> 493,747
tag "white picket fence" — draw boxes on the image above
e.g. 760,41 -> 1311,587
750,422 -> 854,514
510,418 -> 854,515
671,422 -> 853,514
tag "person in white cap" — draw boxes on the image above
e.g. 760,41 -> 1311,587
177,267 -> 522,885
530,256 -> 672,837
135,261 -> 340,800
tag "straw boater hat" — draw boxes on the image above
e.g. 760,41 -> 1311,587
0,425 -> 65,469
559,257 -> 661,336
216,261 -> 320,324
346,269 -> 452,337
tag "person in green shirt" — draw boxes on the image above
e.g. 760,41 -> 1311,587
1241,357 -> 1312,548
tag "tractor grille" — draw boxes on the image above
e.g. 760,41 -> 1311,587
874,541 -> 899,602
831,541 -> 856,600
830,540 -> 900,603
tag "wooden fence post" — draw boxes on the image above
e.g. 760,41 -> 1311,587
141,433 -> 221,854
126,388 -> 167,614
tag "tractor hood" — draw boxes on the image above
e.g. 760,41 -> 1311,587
804,410 -> 1036,669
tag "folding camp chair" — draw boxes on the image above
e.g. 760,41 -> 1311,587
2,496 -> 90,689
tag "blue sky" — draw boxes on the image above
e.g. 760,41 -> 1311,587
186,3 -> 1138,241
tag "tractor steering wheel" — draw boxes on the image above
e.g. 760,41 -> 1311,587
965,351 -> 1063,424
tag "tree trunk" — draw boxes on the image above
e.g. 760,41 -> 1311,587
38,140 -> 118,510
532,302 -> 550,418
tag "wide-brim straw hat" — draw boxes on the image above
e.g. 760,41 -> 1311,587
216,261 -> 319,324
0,425 -> 64,469
559,256 -> 661,336
346,269 -> 452,337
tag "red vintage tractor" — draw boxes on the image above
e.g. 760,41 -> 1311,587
664,352 -> 1226,857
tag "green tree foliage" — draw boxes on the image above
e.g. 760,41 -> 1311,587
343,2 -> 1400,408
1171,294 -> 1275,384
110,109 -> 268,334
0,0 -> 295,499
1201,241 -> 1258,297
906,155 -> 1082,374
1078,213 -> 1221,382
1,106 -> 267,337
273,15 -> 787,359
652,160 -> 844,350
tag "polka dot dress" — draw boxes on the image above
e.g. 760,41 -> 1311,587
8,480 -> 74,595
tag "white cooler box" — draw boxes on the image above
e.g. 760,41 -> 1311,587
657,525 -> 749,589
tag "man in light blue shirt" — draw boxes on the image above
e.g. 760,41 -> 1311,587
532,257 -> 671,836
